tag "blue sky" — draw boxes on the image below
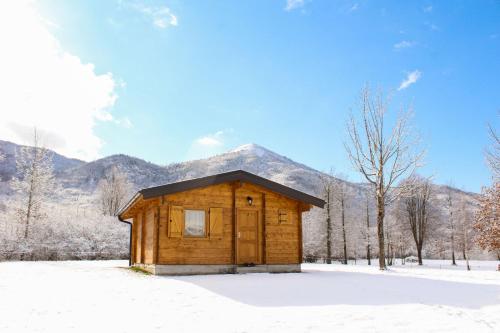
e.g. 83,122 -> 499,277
1,1 -> 499,192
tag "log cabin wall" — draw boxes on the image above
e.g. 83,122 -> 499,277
130,181 -> 303,266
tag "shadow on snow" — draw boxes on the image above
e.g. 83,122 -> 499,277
165,268 -> 499,309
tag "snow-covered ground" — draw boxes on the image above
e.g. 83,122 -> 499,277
0,260 -> 498,333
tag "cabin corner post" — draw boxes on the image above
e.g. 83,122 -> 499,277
140,210 -> 146,264
154,206 -> 160,264
298,204 -> 303,263
262,192 -> 267,264
130,219 -> 135,266
231,182 -> 237,266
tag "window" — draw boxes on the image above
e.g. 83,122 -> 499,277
184,210 -> 206,237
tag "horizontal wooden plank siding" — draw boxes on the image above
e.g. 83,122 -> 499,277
158,183 -> 233,265
130,181 -> 305,266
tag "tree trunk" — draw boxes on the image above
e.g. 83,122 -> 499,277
24,181 -> 34,239
377,193 -> 386,270
367,244 -> 371,265
326,191 -> 332,264
366,199 -> 371,265
450,217 -> 456,265
417,245 -> 423,265
342,198 -> 347,265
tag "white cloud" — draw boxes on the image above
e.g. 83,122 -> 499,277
423,5 -> 433,13
285,0 -> 305,11
394,40 -> 416,50
115,117 -> 133,129
425,22 -> 439,31
398,70 -> 422,91
128,2 -> 178,28
195,131 -> 224,147
349,3 -> 359,12
187,130 -> 234,160
0,1 -> 126,161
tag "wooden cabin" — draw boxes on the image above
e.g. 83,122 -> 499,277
117,170 -> 324,275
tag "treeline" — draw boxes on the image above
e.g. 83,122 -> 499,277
304,86 -> 499,268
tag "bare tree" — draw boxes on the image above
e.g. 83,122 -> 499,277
10,129 -> 55,239
332,177 -> 349,264
97,166 -> 131,216
485,115 -> 500,180
445,184 -> 457,265
461,200 -> 470,271
345,85 -> 424,269
319,172 -> 335,264
402,176 -> 432,265
458,198 -> 474,270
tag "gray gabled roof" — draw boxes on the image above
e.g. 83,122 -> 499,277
118,170 -> 324,217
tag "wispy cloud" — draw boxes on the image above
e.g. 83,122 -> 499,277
423,5 -> 433,13
127,2 -> 178,28
398,70 -> 422,91
196,131 -> 224,147
425,22 -> 439,31
348,3 -> 359,12
187,129 -> 234,160
285,0 -> 306,11
394,40 -> 416,50
115,117 -> 133,129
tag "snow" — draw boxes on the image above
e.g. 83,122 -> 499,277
0,260 -> 499,333
230,143 -> 269,157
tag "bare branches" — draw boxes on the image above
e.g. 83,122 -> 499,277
97,166 -> 132,216
485,116 -> 500,180
345,85 -> 424,193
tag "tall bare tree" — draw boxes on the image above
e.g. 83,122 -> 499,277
485,115 -> 500,180
345,85 -> 424,269
402,176 -> 432,265
319,172 -> 334,263
10,129 -> 55,239
333,177 -> 349,264
445,184 -> 457,265
458,198 -> 473,270
97,166 -> 131,216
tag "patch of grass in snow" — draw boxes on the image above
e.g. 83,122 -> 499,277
129,266 -> 152,275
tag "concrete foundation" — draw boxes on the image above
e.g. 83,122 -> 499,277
134,264 -> 301,275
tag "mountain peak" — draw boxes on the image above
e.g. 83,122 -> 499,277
230,143 -> 272,157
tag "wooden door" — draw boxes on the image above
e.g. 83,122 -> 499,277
237,209 -> 259,264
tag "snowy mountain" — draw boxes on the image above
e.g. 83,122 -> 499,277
0,139 -> 478,204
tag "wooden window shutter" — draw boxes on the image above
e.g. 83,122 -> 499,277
169,206 -> 183,238
209,207 -> 223,239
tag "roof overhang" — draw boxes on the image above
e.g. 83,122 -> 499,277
117,170 -> 325,219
